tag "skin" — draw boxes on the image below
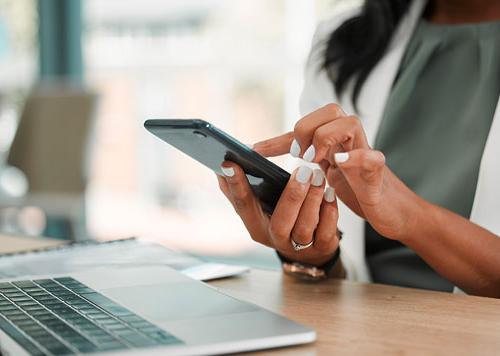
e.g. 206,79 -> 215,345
217,164 -> 340,267
427,0 -> 500,24
217,1 -> 500,297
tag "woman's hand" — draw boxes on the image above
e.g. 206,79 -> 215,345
253,103 -> 422,241
239,103 -> 500,297
216,162 -> 340,267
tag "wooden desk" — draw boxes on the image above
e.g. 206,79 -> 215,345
0,233 -> 66,254
210,269 -> 500,355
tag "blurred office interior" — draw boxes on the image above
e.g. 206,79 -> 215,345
0,0 -> 353,268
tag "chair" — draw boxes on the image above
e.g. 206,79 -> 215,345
6,85 -> 97,240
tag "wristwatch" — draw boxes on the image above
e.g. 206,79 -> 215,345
277,230 -> 343,281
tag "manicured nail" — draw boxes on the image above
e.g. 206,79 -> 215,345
303,145 -> 315,162
335,152 -> 349,163
295,166 -> 312,184
245,143 -> 254,149
290,139 -> 301,158
312,169 -> 324,187
324,187 -> 336,202
221,166 -> 235,177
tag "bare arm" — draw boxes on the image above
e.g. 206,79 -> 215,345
405,194 -> 500,297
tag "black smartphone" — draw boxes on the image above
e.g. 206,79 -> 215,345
144,119 -> 290,214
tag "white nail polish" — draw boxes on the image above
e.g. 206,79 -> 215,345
324,187 -> 336,202
221,166 -> 235,177
303,145 -> 316,162
312,169 -> 324,187
290,139 -> 301,158
335,152 -> 349,163
295,166 -> 312,184
245,143 -> 254,149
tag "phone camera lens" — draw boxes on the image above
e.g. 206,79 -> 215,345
193,130 -> 207,138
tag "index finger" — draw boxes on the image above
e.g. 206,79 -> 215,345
252,132 -> 294,157
293,103 -> 346,158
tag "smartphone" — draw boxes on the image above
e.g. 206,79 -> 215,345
144,119 -> 290,214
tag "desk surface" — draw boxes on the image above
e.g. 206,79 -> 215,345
0,233 -> 67,254
210,269 -> 500,355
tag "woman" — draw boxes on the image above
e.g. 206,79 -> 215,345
217,0 -> 500,298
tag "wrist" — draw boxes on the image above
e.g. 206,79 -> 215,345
278,248 -> 343,280
276,230 -> 344,280
396,191 -> 430,244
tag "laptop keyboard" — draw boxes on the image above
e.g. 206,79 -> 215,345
0,277 -> 182,355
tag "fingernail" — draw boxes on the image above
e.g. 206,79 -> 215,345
303,145 -> 315,162
335,152 -> 349,163
312,169 -> 324,187
295,166 -> 312,184
290,139 -> 301,158
324,187 -> 336,202
245,143 -> 254,149
221,166 -> 235,177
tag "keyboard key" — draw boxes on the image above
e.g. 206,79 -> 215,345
34,279 -> 58,286
4,292 -> 25,298
54,277 -> 76,284
12,281 -> 37,289
10,296 -> 32,302
23,287 -> 43,293
122,333 -> 158,348
0,314 -> 47,356
0,305 -> 19,312
45,344 -> 74,356
119,315 -> 145,323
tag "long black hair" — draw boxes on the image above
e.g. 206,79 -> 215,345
323,0 -> 412,108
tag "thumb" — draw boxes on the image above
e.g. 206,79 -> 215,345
333,149 -> 385,185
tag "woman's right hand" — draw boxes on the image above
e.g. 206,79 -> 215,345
216,161 -> 340,267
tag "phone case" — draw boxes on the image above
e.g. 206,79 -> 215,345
144,119 -> 290,214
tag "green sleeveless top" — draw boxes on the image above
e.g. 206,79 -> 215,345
366,19 -> 500,291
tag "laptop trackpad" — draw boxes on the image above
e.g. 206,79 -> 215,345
102,282 -> 257,321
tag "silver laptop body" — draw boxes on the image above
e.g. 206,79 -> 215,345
0,266 -> 315,355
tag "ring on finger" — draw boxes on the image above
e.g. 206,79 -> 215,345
290,237 -> 314,251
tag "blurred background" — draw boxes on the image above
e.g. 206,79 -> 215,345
0,0 -> 354,268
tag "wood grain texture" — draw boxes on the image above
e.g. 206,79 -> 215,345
210,269 -> 500,355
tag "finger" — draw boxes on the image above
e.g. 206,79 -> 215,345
268,165 -> 313,249
293,103 -> 346,158
290,169 -> 326,245
220,162 -> 272,247
319,159 -> 330,173
334,149 -> 385,184
253,132 -> 294,157
326,166 -> 365,217
216,174 -> 231,201
314,187 -> 340,253
308,116 -> 370,164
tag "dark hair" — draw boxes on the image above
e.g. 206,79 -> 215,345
323,0 -> 412,109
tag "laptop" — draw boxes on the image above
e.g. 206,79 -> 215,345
0,265 -> 315,355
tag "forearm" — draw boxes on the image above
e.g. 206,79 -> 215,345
401,196 -> 500,298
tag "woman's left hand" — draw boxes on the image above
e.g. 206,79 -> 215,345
253,103 -> 422,241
